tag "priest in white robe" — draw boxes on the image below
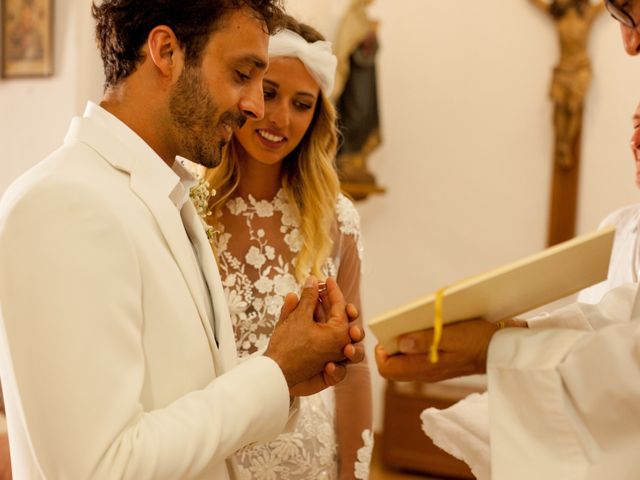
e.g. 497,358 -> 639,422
375,284 -> 640,479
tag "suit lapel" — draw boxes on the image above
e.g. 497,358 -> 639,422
130,176 -> 220,354
65,111 -> 220,357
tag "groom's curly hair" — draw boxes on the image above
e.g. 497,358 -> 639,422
92,0 -> 285,88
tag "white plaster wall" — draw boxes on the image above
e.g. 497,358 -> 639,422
2,0 -> 640,434
284,0 -> 349,42
0,0 -> 102,194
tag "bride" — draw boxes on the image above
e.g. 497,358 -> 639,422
203,14 -> 373,480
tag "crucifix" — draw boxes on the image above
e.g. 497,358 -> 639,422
530,0 -> 604,246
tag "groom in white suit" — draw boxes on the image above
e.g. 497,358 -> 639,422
0,1 -> 364,478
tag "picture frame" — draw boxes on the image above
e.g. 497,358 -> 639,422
1,0 -> 53,78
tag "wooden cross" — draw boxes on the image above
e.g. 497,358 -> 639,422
529,0 -> 604,245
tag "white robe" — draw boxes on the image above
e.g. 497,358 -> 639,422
423,207 -> 640,478
578,204 -> 640,304
422,285 -> 640,479
489,284 -> 640,479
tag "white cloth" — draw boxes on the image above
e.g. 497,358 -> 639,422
0,102 -> 294,479
488,283 -> 640,479
578,204 -> 640,304
420,392 -> 490,480
268,29 -> 337,95
421,283 -> 640,478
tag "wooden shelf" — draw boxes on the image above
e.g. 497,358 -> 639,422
341,182 -> 386,201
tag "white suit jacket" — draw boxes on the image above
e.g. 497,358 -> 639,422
0,103 -> 291,479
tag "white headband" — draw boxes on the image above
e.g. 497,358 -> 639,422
268,29 -> 337,96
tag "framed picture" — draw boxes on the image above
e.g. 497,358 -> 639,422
1,0 -> 53,78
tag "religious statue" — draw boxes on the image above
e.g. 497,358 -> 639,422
530,0 -> 604,170
332,0 -> 385,200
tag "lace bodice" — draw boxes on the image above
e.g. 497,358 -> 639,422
210,188 -> 372,479
215,190 -> 362,355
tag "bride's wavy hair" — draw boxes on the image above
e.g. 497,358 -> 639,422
205,14 -> 340,283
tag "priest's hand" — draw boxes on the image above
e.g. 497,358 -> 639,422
375,318 -> 525,382
265,277 -> 365,397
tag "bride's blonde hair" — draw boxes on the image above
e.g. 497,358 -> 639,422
205,15 -> 340,283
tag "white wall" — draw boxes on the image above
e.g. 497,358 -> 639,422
3,0 -> 640,433
0,0 -> 102,194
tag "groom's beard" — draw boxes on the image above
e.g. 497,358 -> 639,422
169,66 -> 245,168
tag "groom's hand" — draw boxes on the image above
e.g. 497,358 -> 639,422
290,300 -> 365,397
265,277 -> 364,397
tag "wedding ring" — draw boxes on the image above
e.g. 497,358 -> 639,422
497,319 -> 530,330
318,282 -> 327,303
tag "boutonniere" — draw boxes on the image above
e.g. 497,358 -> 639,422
189,176 -> 216,242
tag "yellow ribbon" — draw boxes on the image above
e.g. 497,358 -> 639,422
430,287 -> 446,363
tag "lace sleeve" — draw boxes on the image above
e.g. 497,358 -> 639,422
333,196 -> 373,480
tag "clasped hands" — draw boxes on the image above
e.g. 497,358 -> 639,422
265,276 -> 365,397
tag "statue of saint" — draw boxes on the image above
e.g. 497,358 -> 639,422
333,0 -> 384,199
530,0 -> 604,170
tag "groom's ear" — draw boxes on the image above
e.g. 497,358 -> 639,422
146,25 -> 185,84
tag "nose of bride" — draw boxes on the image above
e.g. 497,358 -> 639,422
269,103 -> 290,131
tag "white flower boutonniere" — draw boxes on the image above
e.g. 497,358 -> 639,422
189,177 -> 216,242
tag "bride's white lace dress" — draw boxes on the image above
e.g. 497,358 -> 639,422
211,189 -> 373,480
